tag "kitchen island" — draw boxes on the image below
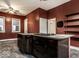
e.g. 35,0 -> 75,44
17,33 -> 74,58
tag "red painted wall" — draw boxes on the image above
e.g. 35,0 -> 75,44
27,8 -> 47,33
0,12 -> 26,39
48,0 -> 79,34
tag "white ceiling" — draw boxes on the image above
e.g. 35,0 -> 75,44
0,0 -> 70,16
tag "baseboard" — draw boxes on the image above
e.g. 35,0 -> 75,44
0,38 -> 17,41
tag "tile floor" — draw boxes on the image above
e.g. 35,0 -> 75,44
0,39 -> 34,58
70,46 -> 79,58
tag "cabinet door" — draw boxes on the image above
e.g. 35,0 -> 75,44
39,18 -> 47,34
48,18 -> 56,34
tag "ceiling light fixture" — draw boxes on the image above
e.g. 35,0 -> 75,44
8,10 -> 14,14
40,0 -> 47,1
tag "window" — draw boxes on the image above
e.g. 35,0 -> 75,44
12,18 -> 20,32
0,16 -> 5,33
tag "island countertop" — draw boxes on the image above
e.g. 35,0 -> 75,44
18,33 -> 74,40
17,33 -> 74,57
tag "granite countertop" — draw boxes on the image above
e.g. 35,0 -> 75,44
18,33 -> 74,40
18,33 -> 36,35
34,34 -> 74,40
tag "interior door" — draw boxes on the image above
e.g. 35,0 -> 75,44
24,18 -> 28,33
48,18 -> 56,34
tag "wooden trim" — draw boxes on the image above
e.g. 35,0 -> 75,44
66,12 -> 79,17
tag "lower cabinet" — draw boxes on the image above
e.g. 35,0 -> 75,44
17,34 -> 69,58
32,36 -> 58,58
17,34 -> 33,54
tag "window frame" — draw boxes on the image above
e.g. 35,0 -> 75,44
0,16 -> 5,33
12,18 -> 21,32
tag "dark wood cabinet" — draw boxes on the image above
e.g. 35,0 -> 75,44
32,36 -> 58,58
17,34 -> 33,54
17,34 -> 69,58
